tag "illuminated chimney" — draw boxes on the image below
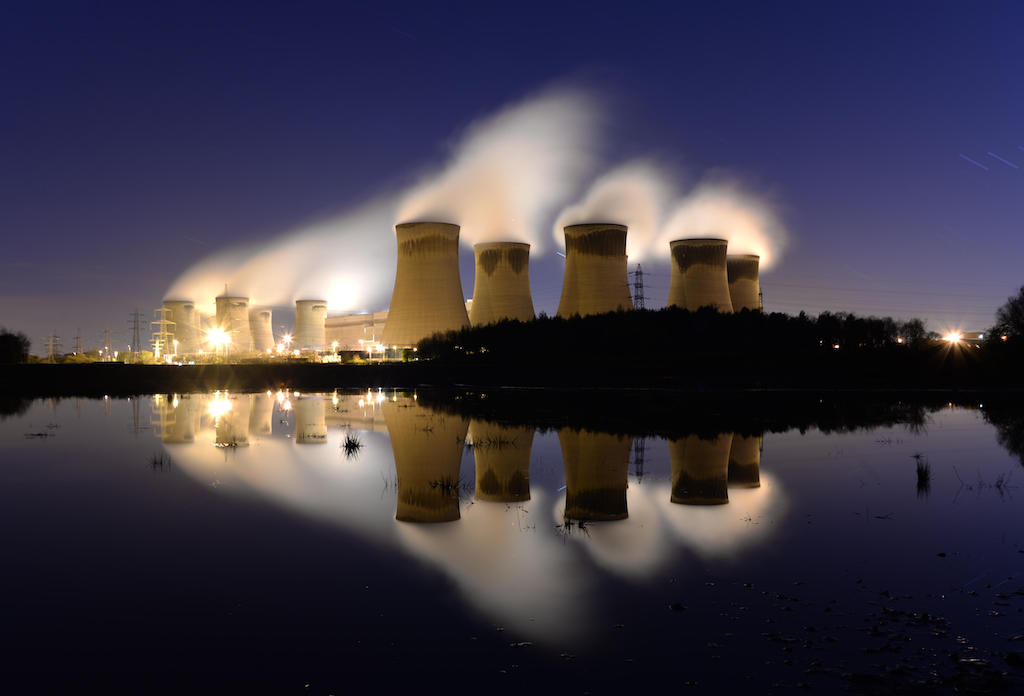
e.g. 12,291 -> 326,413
384,396 -> 469,523
161,300 -> 200,354
727,255 -> 761,312
469,242 -> 535,326
728,435 -> 762,488
557,224 -> 633,318
215,294 -> 253,353
669,433 -> 733,505
381,222 -> 470,348
250,308 -> 275,352
558,428 -> 632,521
294,300 -> 327,351
469,420 -> 534,502
667,238 -> 733,312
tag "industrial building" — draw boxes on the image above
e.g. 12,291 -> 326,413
250,308 -> 275,352
557,223 -> 634,318
294,300 -> 328,352
215,295 -> 253,354
667,238 -> 733,313
727,255 -> 762,312
469,242 -> 535,326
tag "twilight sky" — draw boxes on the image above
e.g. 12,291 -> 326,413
2,1 -> 1023,354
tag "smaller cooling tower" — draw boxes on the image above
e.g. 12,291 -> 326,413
469,242 -> 535,326
382,222 -> 470,348
294,395 -> 327,444
557,224 -> 633,318
728,434 -> 762,488
670,433 -> 733,505
558,428 -> 632,521
469,420 -> 534,502
667,239 -> 733,313
215,295 -> 253,353
727,255 -> 761,312
294,300 -> 327,351
162,300 -> 200,354
250,308 -> 275,352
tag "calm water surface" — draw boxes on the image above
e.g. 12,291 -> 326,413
2,390 -> 1023,694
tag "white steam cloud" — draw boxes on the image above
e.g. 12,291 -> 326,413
395,88 -> 601,250
552,160 -> 677,261
659,178 -> 788,269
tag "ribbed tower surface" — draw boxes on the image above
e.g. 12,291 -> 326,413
382,222 -> 470,347
162,300 -> 200,354
558,428 -> 632,521
728,434 -> 762,488
384,396 -> 469,523
215,295 -> 253,353
250,308 -> 275,352
294,300 -> 327,351
469,420 -> 534,502
667,238 -> 734,313
727,255 -> 761,312
469,242 -> 535,326
557,223 -> 634,319
669,433 -> 733,505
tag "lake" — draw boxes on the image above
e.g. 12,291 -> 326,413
2,389 -> 1023,694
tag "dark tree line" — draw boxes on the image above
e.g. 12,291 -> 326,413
0,328 -> 30,363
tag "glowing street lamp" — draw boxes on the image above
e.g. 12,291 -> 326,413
207,327 -> 231,356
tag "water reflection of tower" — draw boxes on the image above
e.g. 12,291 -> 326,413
215,393 -> 251,447
558,428 -> 632,521
631,437 -> 647,482
468,420 -> 533,502
728,435 -> 762,488
152,394 -> 197,443
384,396 -> 469,523
249,392 -> 275,437
294,395 -> 327,444
670,433 -> 733,505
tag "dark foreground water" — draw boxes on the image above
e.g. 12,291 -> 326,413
2,390 -> 1023,694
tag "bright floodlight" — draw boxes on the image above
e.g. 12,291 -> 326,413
943,332 -> 962,343
207,327 -> 231,350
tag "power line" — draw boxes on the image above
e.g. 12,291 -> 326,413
631,264 -> 645,309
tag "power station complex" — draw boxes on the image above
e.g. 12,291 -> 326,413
157,222 -> 761,360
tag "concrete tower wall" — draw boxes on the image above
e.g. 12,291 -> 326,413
667,239 -> 733,313
250,308 -> 275,352
384,397 -> 469,523
558,428 -> 632,521
727,255 -> 761,312
469,420 -> 534,502
557,224 -> 633,318
162,300 -> 200,354
469,242 -> 535,326
294,300 -> 327,351
381,222 -> 469,347
728,434 -> 762,487
669,433 -> 733,505
215,296 -> 253,353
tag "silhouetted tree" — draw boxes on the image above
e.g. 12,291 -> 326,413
0,328 -> 30,363
993,285 -> 1024,340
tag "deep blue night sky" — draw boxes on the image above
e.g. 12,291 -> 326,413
2,1 -> 1023,353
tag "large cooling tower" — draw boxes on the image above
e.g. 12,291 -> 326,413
469,420 -> 534,502
727,255 -> 761,312
557,224 -> 634,318
250,308 -> 275,352
381,222 -> 470,347
384,396 -> 469,523
161,300 -> 200,354
669,433 -> 733,505
728,434 -> 762,488
215,295 -> 253,353
667,239 -> 734,313
294,395 -> 327,444
295,300 -> 327,351
558,428 -> 632,521
469,242 -> 535,326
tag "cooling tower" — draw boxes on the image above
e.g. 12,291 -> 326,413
384,396 -> 469,523
295,300 -> 327,351
728,434 -> 762,488
161,300 -> 200,354
250,308 -> 275,352
557,224 -> 633,318
381,222 -> 470,347
727,255 -> 761,312
669,433 -> 733,505
558,428 -> 632,521
294,395 -> 327,444
469,420 -> 534,502
214,394 -> 251,447
469,242 -> 535,326
215,295 -> 253,353
667,239 -> 734,313
249,392 -> 274,436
